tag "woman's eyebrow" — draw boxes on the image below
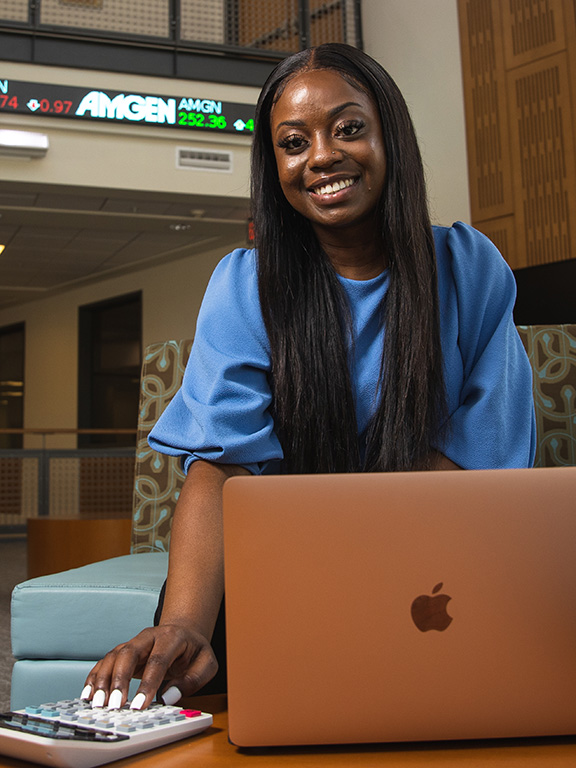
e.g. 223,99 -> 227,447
274,118 -> 306,131
328,101 -> 363,117
273,101 -> 364,133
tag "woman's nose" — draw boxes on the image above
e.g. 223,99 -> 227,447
309,137 -> 341,169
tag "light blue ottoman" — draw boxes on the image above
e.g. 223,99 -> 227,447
10,553 -> 168,709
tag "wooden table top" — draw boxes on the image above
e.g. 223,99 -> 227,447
2,695 -> 576,767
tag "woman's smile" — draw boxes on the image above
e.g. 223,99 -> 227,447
309,176 -> 359,199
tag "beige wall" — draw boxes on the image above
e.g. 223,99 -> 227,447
0,245 -> 226,448
362,0 -> 470,226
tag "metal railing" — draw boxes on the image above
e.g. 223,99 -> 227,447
0,430 -> 136,529
0,0 -> 362,58
0,428 -> 136,450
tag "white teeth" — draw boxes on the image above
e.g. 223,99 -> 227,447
315,178 -> 355,196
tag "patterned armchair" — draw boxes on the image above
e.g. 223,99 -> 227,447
131,340 -> 192,554
9,327 -> 576,708
516,325 -> 576,467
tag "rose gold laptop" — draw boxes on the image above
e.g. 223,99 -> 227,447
222,467 -> 576,746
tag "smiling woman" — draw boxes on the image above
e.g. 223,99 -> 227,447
81,43 -> 535,713
251,43 -> 458,475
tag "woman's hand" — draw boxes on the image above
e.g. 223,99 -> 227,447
81,621 -> 218,710
80,460 -> 250,710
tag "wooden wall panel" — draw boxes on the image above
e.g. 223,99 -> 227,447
458,0 -> 576,270
501,0 -> 566,68
507,54 -> 576,266
458,0 -> 514,224
564,0 -> 576,153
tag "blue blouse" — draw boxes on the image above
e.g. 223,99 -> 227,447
149,222 -> 536,472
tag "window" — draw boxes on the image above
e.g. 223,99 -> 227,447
0,323 -> 25,450
78,292 -> 141,447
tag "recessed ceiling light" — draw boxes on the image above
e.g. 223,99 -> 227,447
0,245 -> 5,255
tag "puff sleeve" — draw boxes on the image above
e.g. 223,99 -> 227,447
148,248 -> 282,475
435,222 -> 536,468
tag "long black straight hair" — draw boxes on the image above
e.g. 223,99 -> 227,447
251,43 -> 447,473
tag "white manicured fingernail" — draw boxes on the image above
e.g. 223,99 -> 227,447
161,686 -> 182,706
91,690 -> 106,709
130,693 -> 146,710
107,689 -> 123,710
80,685 -> 92,700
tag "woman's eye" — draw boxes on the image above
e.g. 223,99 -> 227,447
277,134 -> 307,151
335,120 -> 365,137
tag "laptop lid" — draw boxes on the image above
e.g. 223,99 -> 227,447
223,467 -> 576,747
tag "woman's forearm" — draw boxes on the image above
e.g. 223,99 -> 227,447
160,460 -> 251,639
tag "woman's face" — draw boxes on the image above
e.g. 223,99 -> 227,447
270,68 -> 387,240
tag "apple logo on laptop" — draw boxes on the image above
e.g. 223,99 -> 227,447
411,582 -> 453,632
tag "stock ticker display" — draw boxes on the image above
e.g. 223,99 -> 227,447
0,78 -> 255,135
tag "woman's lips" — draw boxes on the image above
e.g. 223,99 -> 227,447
309,177 -> 358,197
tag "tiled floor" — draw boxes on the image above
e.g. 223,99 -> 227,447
0,538 -> 27,711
